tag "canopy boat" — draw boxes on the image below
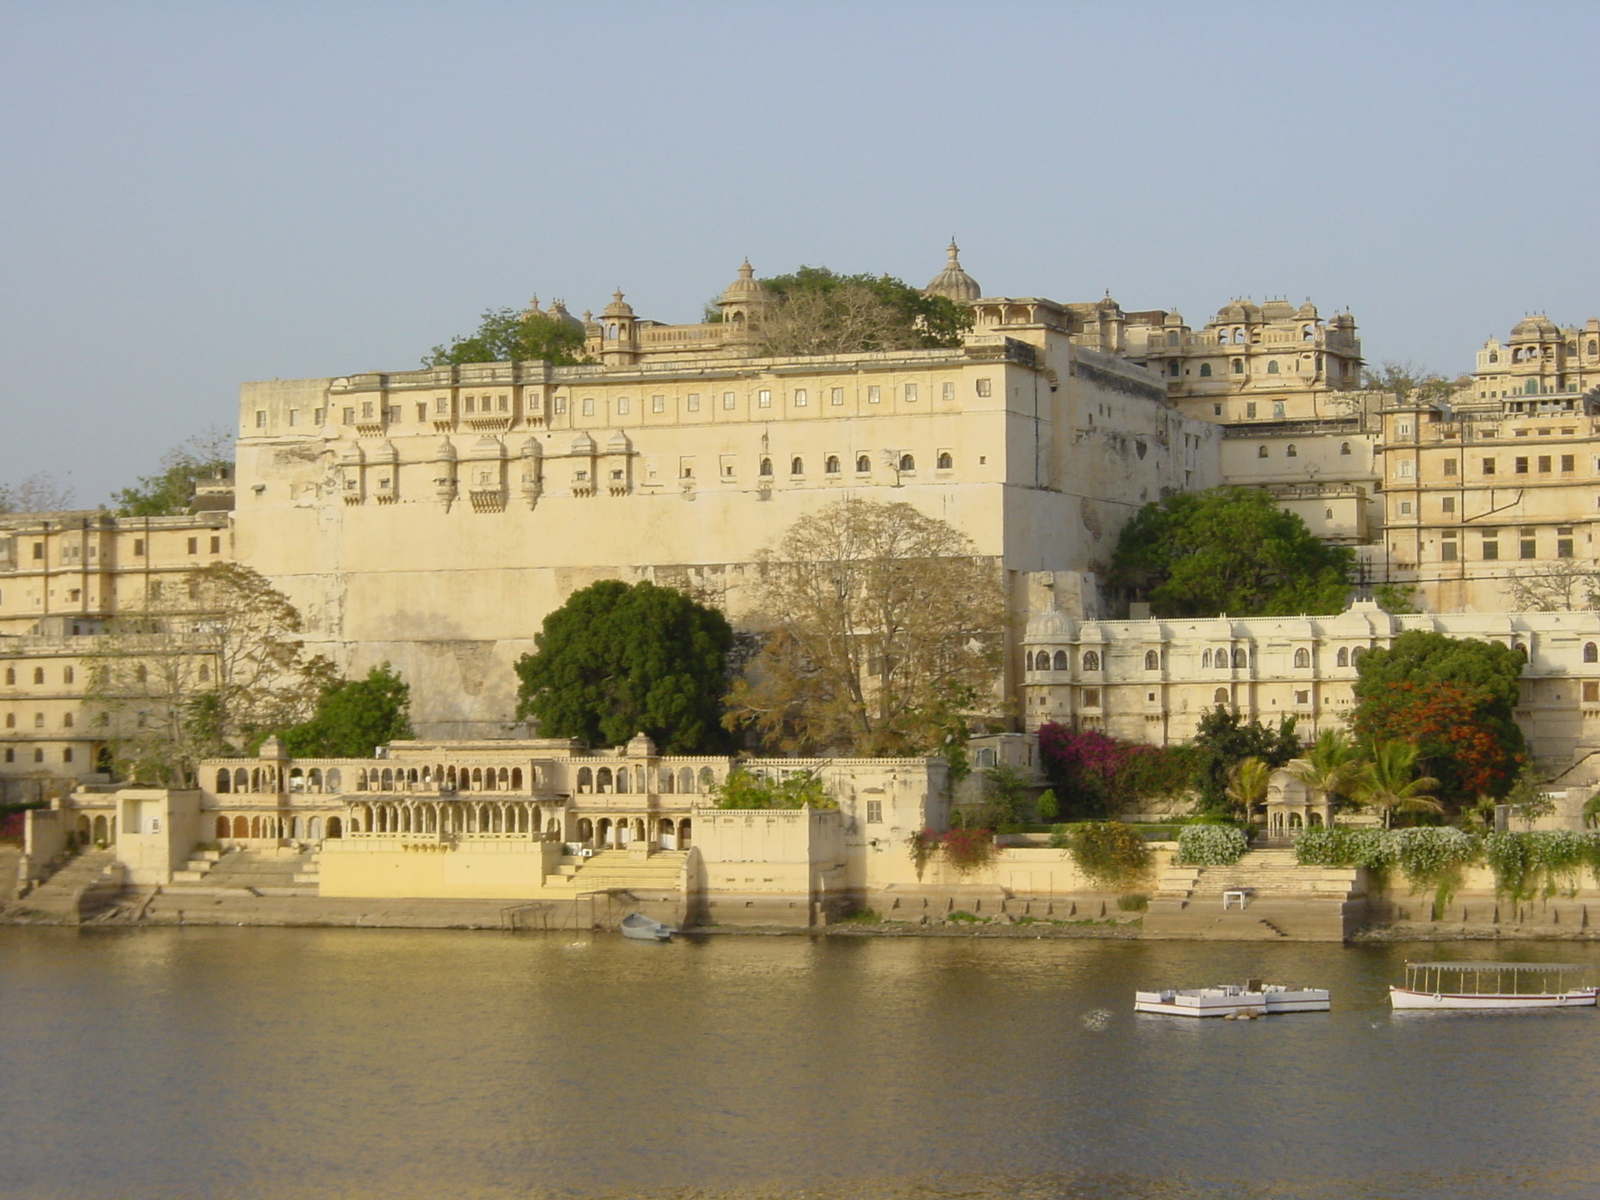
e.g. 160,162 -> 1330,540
1390,962 -> 1598,1010
620,912 -> 675,942
1134,980 -> 1330,1017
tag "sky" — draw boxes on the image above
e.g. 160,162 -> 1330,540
2,0 -> 1597,505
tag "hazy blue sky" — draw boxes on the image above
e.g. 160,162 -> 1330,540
2,1 -> 1596,504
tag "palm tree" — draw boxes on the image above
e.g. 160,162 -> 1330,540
1352,740 -> 1442,828
1287,728 -> 1358,809
1225,756 -> 1271,820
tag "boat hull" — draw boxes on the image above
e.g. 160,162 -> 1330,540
1134,986 -> 1329,1017
1389,986 -> 1598,1010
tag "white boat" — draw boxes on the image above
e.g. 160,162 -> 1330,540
1389,961 -> 1598,1010
1134,980 -> 1330,1017
619,912 -> 674,942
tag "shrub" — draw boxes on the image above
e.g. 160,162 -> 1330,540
711,767 -> 834,810
1117,893 -> 1150,912
1176,823 -> 1248,866
1056,821 -> 1152,889
942,826 -> 997,874
1484,830 -> 1600,901
1293,828 -> 1396,871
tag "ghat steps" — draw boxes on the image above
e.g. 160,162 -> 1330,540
17,850 -> 121,921
545,849 -> 687,896
1144,848 -> 1364,941
161,847 -> 321,898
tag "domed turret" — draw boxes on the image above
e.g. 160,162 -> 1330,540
923,240 -> 981,302
1024,605 -> 1073,643
1511,314 -> 1559,340
545,298 -> 585,332
602,289 -> 634,320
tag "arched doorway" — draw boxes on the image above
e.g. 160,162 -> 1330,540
658,818 -> 676,850
678,818 -> 691,850
597,817 -> 613,847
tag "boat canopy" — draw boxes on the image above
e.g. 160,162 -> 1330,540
1405,962 -> 1590,971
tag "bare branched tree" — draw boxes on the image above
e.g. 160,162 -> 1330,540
1503,559 -> 1600,612
0,472 -> 76,513
85,563 -> 333,785
758,284 -> 922,357
727,498 -> 1005,756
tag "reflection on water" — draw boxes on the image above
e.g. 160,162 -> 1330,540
2,929 -> 1598,1200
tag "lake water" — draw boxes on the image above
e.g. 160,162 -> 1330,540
3,928 -> 1599,1200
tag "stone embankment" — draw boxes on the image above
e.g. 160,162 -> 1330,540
1144,849 -> 1366,941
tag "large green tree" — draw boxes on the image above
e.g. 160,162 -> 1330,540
278,664 -> 414,758
745,266 -> 972,356
514,580 -> 735,753
1350,630 -> 1526,806
1190,707 -> 1300,816
113,428 -> 233,517
425,307 -> 587,366
1110,486 -> 1354,618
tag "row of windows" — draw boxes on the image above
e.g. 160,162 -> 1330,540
746,452 -> 954,479
2,747 -> 73,764
1398,454 -> 1582,478
8,535 -> 208,564
1028,645 -> 1381,672
4,667 -> 74,685
1254,442 -> 1355,458
4,711 -> 77,728
1438,528 -> 1575,561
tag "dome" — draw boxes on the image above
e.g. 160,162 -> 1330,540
545,298 -> 585,332
370,440 -> 398,463
606,429 -> 632,452
601,289 -> 634,319
1511,314 -> 1559,340
1024,605 -> 1073,643
570,431 -> 596,454
519,436 -> 542,458
1260,299 -> 1295,320
1296,301 -> 1319,320
719,259 -> 768,303
434,438 -> 457,461
923,240 -> 981,303
1163,310 -> 1185,327
625,731 -> 658,757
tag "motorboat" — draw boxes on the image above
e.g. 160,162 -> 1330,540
1389,961 -> 1598,1010
620,912 -> 675,942
1134,980 -> 1330,1017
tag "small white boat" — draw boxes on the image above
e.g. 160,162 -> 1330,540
620,912 -> 674,942
1389,961 -> 1598,1010
1135,980 -> 1330,1017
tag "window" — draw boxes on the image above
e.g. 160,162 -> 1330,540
1293,647 -> 1311,668
1340,441 -> 1351,455
1586,682 -> 1600,704
1482,532 -> 1499,561
791,457 -> 804,476
1258,445 -> 1269,458
1558,528 -> 1574,558
341,407 -> 356,425
1336,647 -> 1349,667
1442,497 -> 1456,513
1082,688 -> 1101,707
1482,458 -> 1496,475
1399,501 -> 1413,515
1081,650 -> 1100,672
33,712 -> 43,728
63,667 -> 73,684
759,458 -> 772,477
1443,458 -> 1457,476
1397,423 -> 1412,437
1515,457 -> 1529,474
868,386 -> 881,404
3,668 -> 11,684
724,391 -> 737,410
1286,444 -> 1298,458
975,378 -> 992,397
133,539 -> 144,556
686,393 -> 700,412
1562,454 -> 1575,473
1441,533 -> 1458,562
255,411 -> 267,428
1231,359 -> 1244,374
31,542 -> 43,561
1520,528 -> 1537,559
651,394 -> 665,413
3,714 -> 10,727
1200,363 -> 1213,378
1214,404 -> 1222,415
856,455 -> 871,473
62,748 -> 72,763
1168,361 -> 1180,377
865,800 -> 883,824
554,396 -> 567,414
616,396 -> 630,415
1538,456 -> 1552,473
1273,401 -> 1285,418
831,387 -> 844,406
1144,650 -> 1159,670
904,383 -> 918,402
1246,402 -> 1257,418
288,409 -> 299,427
1213,688 -> 1229,705
1396,460 -> 1413,477
388,406 -> 402,423
581,398 -> 595,417
793,389 -> 807,407
62,713 -> 72,728
210,536 -> 221,554
679,457 -> 694,480
187,537 -> 198,555
33,667 -> 44,684
898,454 -> 915,472
941,382 -> 954,400
936,451 -> 954,469
825,456 -> 840,474
757,390 -> 771,409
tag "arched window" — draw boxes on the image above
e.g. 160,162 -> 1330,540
1214,687 -> 1229,704
1053,650 -> 1069,671
1267,360 -> 1280,374
1258,445 -> 1269,458
3,668 -> 12,685
759,458 -> 772,476
33,668 -> 44,684
1302,325 -> 1314,341
1168,361 -> 1180,377
1489,351 -> 1499,363
825,456 -> 840,474
1340,441 -> 1351,455
60,713 -> 72,728
1217,330 -> 1228,345
899,454 -> 915,472
1231,359 -> 1244,374
1144,650 -> 1159,670
63,667 -> 73,684
1233,329 -> 1245,344
1325,508 -> 1333,520
1350,646 -> 1365,664
937,451 -> 953,469
699,766 -> 715,790
1286,444 -> 1298,457
1233,648 -> 1247,668
791,457 -> 804,475
1215,645 -> 1229,668
1199,363 -> 1212,377
596,767 -> 613,793
577,767 -> 593,793
1336,647 -> 1349,667
1202,649 -> 1212,669
856,455 -> 871,473
216,770 -> 231,793
1586,643 -> 1599,663
1293,648 -> 1310,668
511,767 -> 523,789
1081,650 -> 1100,672
1025,651 -> 1037,671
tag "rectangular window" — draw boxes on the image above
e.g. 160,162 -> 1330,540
1562,454 -> 1575,472
865,800 -> 883,824
1440,536 -> 1457,562
187,537 -> 198,555
1482,457 -> 1496,474
32,543 -> 44,560
435,397 -> 449,413
1396,460 -> 1413,477
719,454 -> 736,479
1273,401 -> 1285,418
686,393 -> 700,412
1482,534 -> 1499,561
1246,402 -> 1258,418
1399,501 -> 1413,515
416,402 -> 427,423
255,411 -> 268,428
1520,528 -> 1537,559
1081,688 -> 1100,708
679,457 -> 694,479
314,408 -> 326,424
498,395 -> 509,412
553,396 -> 567,414
723,391 -> 736,410
581,398 -> 595,417
287,409 -> 298,427
133,539 -> 144,556
616,396 -> 630,415
342,407 -> 355,424
210,536 -> 221,554
1294,690 -> 1310,705
867,386 -> 881,404
361,402 -> 374,419
1515,456 -> 1529,474
1397,423 -> 1412,437
1443,458 -> 1457,476
1585,682 -> 1600,704
1442,496 -> 1456,513
904,383 -> 918,402
388,406 -> 401,423
1538,455 -> 1552,473
1558,527 -> 1574,558
651,394 -> 665,413
830,387 -> 844,406
792,389 -> 807,407
757,390 -> 771,409
975,378 -> 992,398
942,382 -> 954,400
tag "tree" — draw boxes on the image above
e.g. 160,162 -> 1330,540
726,498 -> 1004,756
1189,707 -> 1299,816
86,563 -> 333,785
1502,559 -> 1600,612
425,306 -> 587,366
1110,487 -> 1354,618
749,266 -> 971,356
0,472 -> 75,513
1287,728 -> 1359,809
1224,756 -> 1271,819
1351,739 -> 1442,828
1036,723 -> 1193,818
113,428 -> 233,516
1350,630 -> 1526,805
1361,360 -> 1466,404
709,766 -> 835,810
1502,764 -> 1556,830
514,580 -> 734,753
278,664 -> 414,758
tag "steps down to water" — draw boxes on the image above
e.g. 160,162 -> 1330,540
17,850 -> 122,922
1143,849 -> 1364,941
545,849 -> 687,897
161,847 -> 321,899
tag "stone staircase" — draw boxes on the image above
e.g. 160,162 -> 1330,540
16,849 -> 123,922
545,849 -> 687,897
160,847 -> 320,899
1144,848 -> 1366,941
